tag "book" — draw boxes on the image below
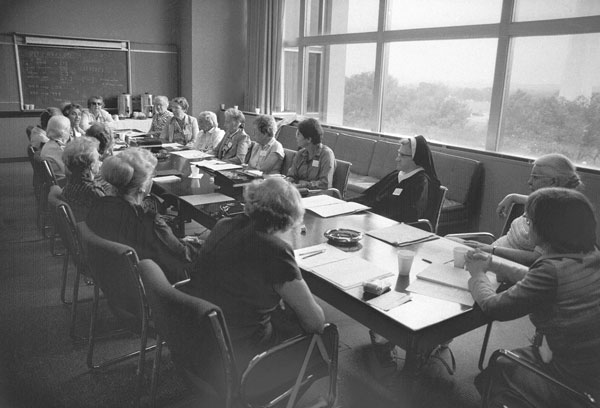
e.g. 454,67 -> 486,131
406,263 -> 500,306
366,223 -> 439,247
301,195 -> 370,218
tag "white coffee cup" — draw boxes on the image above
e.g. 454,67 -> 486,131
395,249 -> 415,291
453,247 -> 469,269
190,164 -> 200,178
254,108 -> 260,114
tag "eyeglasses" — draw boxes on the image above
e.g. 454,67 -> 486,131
398,153 -> 412,158
524,214 -> 531,225
529,173 -> 553,180
90,102 -> 103,106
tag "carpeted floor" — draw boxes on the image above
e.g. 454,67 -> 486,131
0,162 -> 534,407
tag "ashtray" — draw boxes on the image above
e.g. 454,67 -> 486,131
323,228 -> 363,246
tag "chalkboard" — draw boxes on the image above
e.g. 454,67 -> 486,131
17,45 -> 129,110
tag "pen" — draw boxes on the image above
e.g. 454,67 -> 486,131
301,249 -> 326,259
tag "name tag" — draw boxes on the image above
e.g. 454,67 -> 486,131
392,188 -> 403,196
312,160 -> 319,167
259,150 -> 268,157
227,142 -> 232,148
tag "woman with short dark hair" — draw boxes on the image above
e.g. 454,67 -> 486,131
286,118 -> 335,189
159,97 -> 199,147
62,103 -> 85,140
466,187 -> 600,407
188,177 -> 325,366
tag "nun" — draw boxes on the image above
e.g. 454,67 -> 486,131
354,135 -> 441,223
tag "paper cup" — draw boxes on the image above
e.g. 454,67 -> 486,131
190,164 -> 200,177
453,247 -> 469,269
254,108 -> 260,114
397,250 -> 415,277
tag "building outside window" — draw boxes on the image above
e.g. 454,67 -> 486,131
280,0 -> 600,169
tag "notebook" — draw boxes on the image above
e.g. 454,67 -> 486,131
366,223 -> 439,247
301,195 -> 370,218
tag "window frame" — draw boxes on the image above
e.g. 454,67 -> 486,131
281,0 -> 600,164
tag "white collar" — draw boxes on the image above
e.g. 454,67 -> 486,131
397,167 -> 423,183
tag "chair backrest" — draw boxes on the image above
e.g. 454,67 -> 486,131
501,202 -> 525,236
41,159 -> 59,187
78,222 -> 145,322
332,159 -> 352,200
428,185 -> 448,234
139,259 -> 237,408
280,148 -> 297,176
56,203 -> 87,271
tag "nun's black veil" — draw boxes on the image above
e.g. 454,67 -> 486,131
412,135 -> 439,182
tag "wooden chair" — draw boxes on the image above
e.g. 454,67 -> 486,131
79,222 -> 156,407
139,259 -> 339,408
483,349 -> 597,407
445,202 -> 525,370
332,159 -> 352,200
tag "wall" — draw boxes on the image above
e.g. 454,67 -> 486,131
0,0 -> 247,160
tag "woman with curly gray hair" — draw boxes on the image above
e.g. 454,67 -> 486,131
188,177 -> 324,366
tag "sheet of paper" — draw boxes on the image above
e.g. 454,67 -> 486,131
294,243 -> 353,269
170,150 -> 214,159
179,193 -> 235,206
407,279 -> 475,306
417,263 -> 500,291
152,175 -> 181,183
366,223 -> 436,247
161,143 -> 184,149
310,257 -> 394,290
302,194 -> 343,209
367,291 -> 411,311
198,160 -> 243,171
307,201 -> 370,218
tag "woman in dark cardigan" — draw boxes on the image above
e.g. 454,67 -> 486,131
354,135 -> 441,224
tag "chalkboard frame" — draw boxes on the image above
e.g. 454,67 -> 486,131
13,33 -> 131,112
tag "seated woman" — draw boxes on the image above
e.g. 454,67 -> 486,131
214,108 -> 250,164
188,177 -> 325,366
286,118 -> 335,190
193,110 -> 224,153
81,96 -> 114,131
461,153 -> 583,266
466,187 -> 600,407
148,95 -> 173,137
62,103 -> 85,140
30,107 -> 62,150
60,137 -> 107,222
85,123 -> 116,194
353,135 -> 441,224
40,115 -> 72,185
86,148 -> 199,283
245,114 -> 284,174
159,97 -> 199,147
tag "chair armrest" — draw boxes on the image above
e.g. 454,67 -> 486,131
445,232 -> 496,244
489,350 -> 597,406
306,188 -> 342,200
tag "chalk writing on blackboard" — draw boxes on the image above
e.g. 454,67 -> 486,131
18,45 -> 128,110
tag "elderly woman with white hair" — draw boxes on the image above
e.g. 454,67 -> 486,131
245,114 -> 284,174
160,97 -> 199,147
60,137 -> 107,222
40,115 -> 72,185
148,95 -> 173,137
86,148 -> 199,283
81,96 -> 113,131
193,110 -> 224,153
214,108 -> 250,164
187,177 -> 325,366
461,153 -> 584,266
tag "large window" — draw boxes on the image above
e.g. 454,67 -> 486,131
280,0 -> 600,168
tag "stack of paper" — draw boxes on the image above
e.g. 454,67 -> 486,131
366,223 -> 439,247
407,263 -> 500,306
196,159 -> 242,171
171,150 -> 214,159
301,195 -> 370,218
179,193 -> 235,206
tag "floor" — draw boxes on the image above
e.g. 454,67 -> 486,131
0,162 -> 534,408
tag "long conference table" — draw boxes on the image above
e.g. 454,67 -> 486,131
151,152 -> 491,372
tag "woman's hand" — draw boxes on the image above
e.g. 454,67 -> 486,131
465,249 -> 492,277
496,194 -> 516,217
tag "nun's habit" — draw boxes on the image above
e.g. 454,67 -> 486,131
354,135 -> 441,224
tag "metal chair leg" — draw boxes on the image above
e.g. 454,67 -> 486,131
479,321 -> 494,371
70,264 -> 83,339
61,251 -> 71,305
149,336 -> 163,408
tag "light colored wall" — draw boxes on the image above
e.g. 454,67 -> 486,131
180,0 -> 246,116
